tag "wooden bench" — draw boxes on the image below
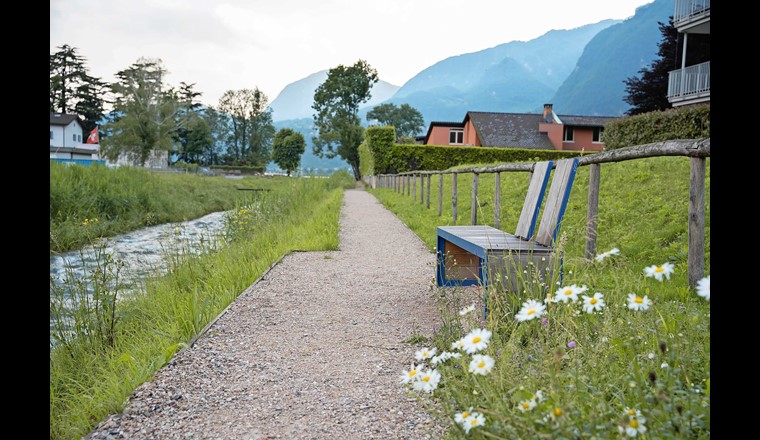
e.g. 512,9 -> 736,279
435,158 -> 579,290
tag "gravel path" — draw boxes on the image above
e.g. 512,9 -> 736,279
86,189 -> 449,440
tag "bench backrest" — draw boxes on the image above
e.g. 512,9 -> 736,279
535,158 -> 579,247
514,161 -> 553,240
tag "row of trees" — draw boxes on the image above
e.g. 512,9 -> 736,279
51,46 -> 426,180
50,45 -> 305,174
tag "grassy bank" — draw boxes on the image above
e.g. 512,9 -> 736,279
50,162 -> 272,254
370,156 -> 710,438
50,171 -> 355,439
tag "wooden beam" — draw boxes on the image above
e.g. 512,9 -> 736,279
471,173 -> 479,225
688,156 -> 706,286
585,163 -> 600,261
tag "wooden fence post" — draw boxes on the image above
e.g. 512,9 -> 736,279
413,174 -> 417,201
471,173 -> 479,225
426,174 -> 431,209
407,175 -> 411,196
420,174 -> 424,204
438,174 -> 443,217
585,163 -> 601,261
688,157 -> 706,287
494,172 -> 501,229
452,173 -> 458,223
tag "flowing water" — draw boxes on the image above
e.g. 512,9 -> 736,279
50,211 -> 230,344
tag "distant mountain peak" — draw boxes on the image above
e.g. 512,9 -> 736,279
269,71 -> 399,122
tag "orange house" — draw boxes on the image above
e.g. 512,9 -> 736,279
423,104 -> 618,152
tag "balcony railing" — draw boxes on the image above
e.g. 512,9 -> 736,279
668,61 -> 710,102
674,0 -> 710,25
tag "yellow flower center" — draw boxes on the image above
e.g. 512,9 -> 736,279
590,298 -> 598,305
627,409 -> 636,416
527,309 -> 536,316
563,289 -> 572,296
470,418 -> 478,426
462,411 -> 470,419
634,297 -> 644,304
553,407 -> 563,417
522,402 -> 530,409
477,361 -> 486,369
629,419 -> 639,429
422,375 -> 431,383
472,336 -> 482,344
655,266 -> 664,273
408,370 -> 417,377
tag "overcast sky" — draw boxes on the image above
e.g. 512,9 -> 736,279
50,0 -> 655,108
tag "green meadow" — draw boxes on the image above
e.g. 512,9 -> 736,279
370,156 -> 710,438
49,164 -> 355,439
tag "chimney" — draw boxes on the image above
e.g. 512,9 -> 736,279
543,104 -> 554,123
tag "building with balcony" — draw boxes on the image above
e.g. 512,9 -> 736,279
667,0 -> 710,107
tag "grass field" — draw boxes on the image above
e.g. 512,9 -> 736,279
369,156 -> 710,438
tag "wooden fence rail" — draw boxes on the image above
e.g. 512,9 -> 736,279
368,139 -> 710,286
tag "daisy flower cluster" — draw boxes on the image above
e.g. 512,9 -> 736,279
401,327 -> 497,434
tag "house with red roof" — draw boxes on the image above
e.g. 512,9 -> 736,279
423,104 -> 618,152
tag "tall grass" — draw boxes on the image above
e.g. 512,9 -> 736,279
50,171 -> 355,439
370,157 -> 710,438
50,162 -> 270,254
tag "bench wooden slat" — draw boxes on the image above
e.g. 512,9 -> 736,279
535,158 -> 579,247
514,161 -> 552,240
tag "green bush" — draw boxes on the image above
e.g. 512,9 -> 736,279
209,164 -> 266,174
358,140 -> 374,177
365,126 -> 395,173
375,144 -> 582,174
603,104 -> 710,150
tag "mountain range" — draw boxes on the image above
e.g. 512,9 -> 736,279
267,0 -> 673,173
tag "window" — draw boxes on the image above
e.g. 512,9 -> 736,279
50,131 -> 53,140
449,128 -> 464,145
593,127 -> 604,143
563,126 -> 574,142
73,134 -> 77,142
78,134 -> 82,142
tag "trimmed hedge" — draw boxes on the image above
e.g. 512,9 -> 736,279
210,164 -> 266,174
358,140 -> 374,177
365,126 -> 395,174
603,104 -> 710,150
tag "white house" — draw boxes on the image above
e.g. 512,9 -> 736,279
50,113 -> 100,160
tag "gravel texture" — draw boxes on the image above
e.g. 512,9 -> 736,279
86,189 -> 449,440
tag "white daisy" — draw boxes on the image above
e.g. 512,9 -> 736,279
515,299 -> 546,322
626,293 -> 652,311
459,304 -> 476,316
430,351 -> 462,365
462,328 -> 492,354
463,412 -> 485,433
696,275 -> 710,301
415,347 -> 437,362
400,363 -> 422,384
595,247 -> 620,262
518,399 -> 536,412
555,284 -> 584,303
619,415 -> 647,437
412,368 -> 441,393
451,338 -> 466,351
468,354 -> 495,375
454,407 -> 473,425
644,262 -> 675,281
581,292 -> 605,314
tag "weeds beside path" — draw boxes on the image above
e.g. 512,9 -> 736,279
86,189 -> 447,439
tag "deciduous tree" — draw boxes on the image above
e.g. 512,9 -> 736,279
312,60 -> 378,180
272,128 -> 306,176
367,103 -> 425,140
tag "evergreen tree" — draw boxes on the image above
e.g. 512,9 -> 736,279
623,18 -> 710,115
50,44 -> 105,133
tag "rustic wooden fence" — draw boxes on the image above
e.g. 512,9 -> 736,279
368,139 -> 711,287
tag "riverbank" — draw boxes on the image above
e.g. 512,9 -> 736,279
50,171 -> 355,439
50,162 -> 281,254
